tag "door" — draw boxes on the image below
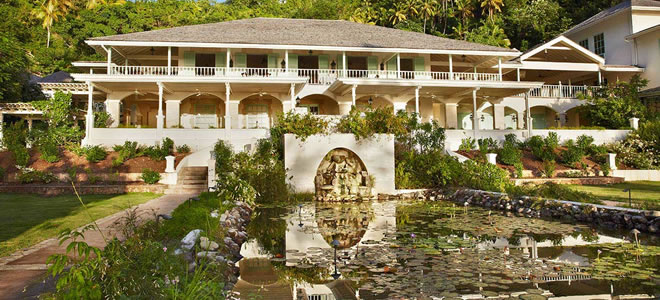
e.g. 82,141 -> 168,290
347,57 -> 367,77
195,54 -> 215,76
298,56 -> 319,83
400,58 -> 414,79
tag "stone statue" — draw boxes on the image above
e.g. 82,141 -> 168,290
314,149 -> 374,202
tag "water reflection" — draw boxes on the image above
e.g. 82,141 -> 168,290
236,200 -> 659,299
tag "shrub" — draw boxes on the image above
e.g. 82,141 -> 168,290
17,168 -> 57,184
498,141 -> 522,166
637,120 -> 660,152
514,162 -> 524,178
477,138 -> 497,154
38,136 -> 60,163
176,144 -> 191,154
458,137 -> 476,151
527,135 -> 556,162
32,92 -> 83,145
213,140 -> 234,175
82,145 -> 107,163
112,141 -> 143,166
66,166 -> 78,182
141,168 -> 161,184
459,160 -> 511,192
336,106 -> 414,140
93,111 -> 112,128
576,135 -> 594,152
561,140 -> 584,166
413,120 -> 446,153
507,182 -> 601,204
396,150 -> 461,189
2,121 -> 30,167
599,163 -> 611,177
504,133 -> 521,147
85,168 -> 101,184
542,160 -> 556,178
0,166 -> 5,182
609,132 -> 659,169
545,132 -> 559,150
144,138 -> 174,161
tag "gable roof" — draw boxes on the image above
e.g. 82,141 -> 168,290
563,0 -> 660,36
519,36 -> 605,65
88,18 -> 514,53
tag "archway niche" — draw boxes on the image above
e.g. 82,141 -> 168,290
314,148 -> 374,202
530,106 -> 559,129
120,92 -> 162,128
179,93 -> 225,128
299,94 -> 339,115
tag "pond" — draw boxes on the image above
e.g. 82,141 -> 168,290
233,200 -> 660,299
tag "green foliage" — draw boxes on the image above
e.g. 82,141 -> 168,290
477,137 -> 497,154
506,182 -> 601,204
396,149 -> 461,189
542,160 -> 556,178
636,119 -> 660,153
609,132 -> 660,169
140,168 -> 160,184
459,160 -> 511,192
82,145 -> 107,163
579,75 -> 649,129
464,20 -> 511,48
93,111 -> 112,128
336,106 -> 415,140
497,141 -> 522,166
270,111 -> 328,158
458,137 -> 476,151
561,140 -> 584,166
2,121 -> 30,167
600,162 -> 610,177
17,168 -> 57,184
213,140 -> 234,176
527,134 -> 557,162
576,135 -> 594,153
144,138 -> 174,161
412,120 -> 446,153
112,141 -> 144,166
176,144 -> 191,154
32,92 -> 83,145
514,162 -> 524,178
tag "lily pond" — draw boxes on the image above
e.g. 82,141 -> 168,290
234,200 -> 660,299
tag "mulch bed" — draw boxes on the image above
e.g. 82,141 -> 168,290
0,149 -> 188,174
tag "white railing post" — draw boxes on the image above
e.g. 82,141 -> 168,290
448,54 -> 453,80
167,47 -> 172,75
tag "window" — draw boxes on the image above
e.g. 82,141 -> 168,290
593,33 -> 605,57
578,39 -> 589,50
245,104 -> 268,115
299,104 -> 319,115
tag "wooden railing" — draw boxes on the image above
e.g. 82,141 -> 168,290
109,66 -> 504,83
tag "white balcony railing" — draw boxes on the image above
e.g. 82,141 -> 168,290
515,85 -> 602,99
108,66 -> 504,84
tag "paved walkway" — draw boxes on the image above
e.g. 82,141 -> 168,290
0,193 -> 193,300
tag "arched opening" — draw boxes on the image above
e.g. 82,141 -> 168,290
314,148 -> 373,201
298,94 -> 339,115
120,92 -> 164,128
504,107 -> 519,129
179,93 -> 225,128
355,96 -> 392,111
238,94 -> 283,129
405,97 -> 434,122
530,105 -> 559,129
564,106 -> 589,127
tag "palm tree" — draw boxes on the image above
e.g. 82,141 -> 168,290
480,0 -> 503,21
456,0 -> 474,28
34,0 -> 72,48
388,3 -> 408,25
418,0 -> 438,33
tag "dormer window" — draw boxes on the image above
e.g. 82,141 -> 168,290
578,39 -> 589,50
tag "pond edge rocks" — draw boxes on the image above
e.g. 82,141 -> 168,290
434,189 -> 659,234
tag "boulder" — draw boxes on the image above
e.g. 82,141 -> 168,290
181,229 -> 202,250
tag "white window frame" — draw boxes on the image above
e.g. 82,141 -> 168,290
593,33 -> 605,58
299,104 -> 320,115
578,39 -> 589,50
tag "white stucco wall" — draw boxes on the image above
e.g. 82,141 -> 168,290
284,133 -> 395,194
631,10 -> 660,33
612,169 -> 660,181
565,12 -> 633,66
633,29 -> 660,88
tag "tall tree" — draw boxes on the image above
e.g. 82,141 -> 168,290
480,0 -> 503,21
418,0 -> 438,33
33,0 -> 73,47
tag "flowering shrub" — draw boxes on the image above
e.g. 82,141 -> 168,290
609,132 -> 659,169
17,167 -> 57,184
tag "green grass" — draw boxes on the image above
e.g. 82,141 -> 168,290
566,181 -> 660,209
0,193 -> 161,257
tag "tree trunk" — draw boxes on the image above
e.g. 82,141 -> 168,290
423,17 -> 427,33
47,27 -> 50,48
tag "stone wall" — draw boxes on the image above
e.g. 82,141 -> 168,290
427,189 -> 659,234
0,183 -> 166,195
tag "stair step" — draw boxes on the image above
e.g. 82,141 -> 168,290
180,179 -> 207,184
178,184 -> 207,189
180,175 -> 207,180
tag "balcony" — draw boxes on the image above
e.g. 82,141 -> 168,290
107,66 -> 504,84
514,85 -> 602,99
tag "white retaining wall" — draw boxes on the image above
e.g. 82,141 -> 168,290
284,133 -> 395,194
612,170 -> 660,181
444,129 -> 631,151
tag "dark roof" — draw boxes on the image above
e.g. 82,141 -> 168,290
90,18 -> 514,52
640,86 -> 660,97
33,71 -> 73,83
563,1 -> 660,36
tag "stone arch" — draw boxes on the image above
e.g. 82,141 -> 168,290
119,92 -> 162,128
179,93 -> 226,128
355,95 -> 393,110
238,94 -> 283,129
529,105 -> 560,129
314,148 -> 373,201
299,94 -> 339,115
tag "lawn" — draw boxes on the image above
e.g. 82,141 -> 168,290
567,181 -> 660,209
0,193 -> 161,257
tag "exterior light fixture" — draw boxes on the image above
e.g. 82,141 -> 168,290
296,97 -> 301,106
229,59 -> 233,68
623,188 -> 632,207
331,239 -> 341,280
331,60 -> 336,69
380,62 -> 385,70
368,97 -> 373,105
150,47 -> 155,55
281,59 -> 286,69
308,50 -> 313,54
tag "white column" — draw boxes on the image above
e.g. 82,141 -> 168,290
516,68 -> 520,82
284,50 -> 289,72
448,54 -> 453,80
226,49 -> 231,75
107,47 -> 112,74
290,83 -> 296,112
472,89 -> 479,133
493,103 -> 506,130
351,85 -> 357,106
444,103 -> 458,129
525,91 -> 532,135
156,82 -> 164,130
414,86 -> 421,114
84,82 -> 94,145
338,102 -> 352,115
342,51 -> 346,77
165,100 -> 181,128
225,83 -> 231,135
498,57 -> 502,81
167,46 -> 172,75
598,69 -> 602,85
105,99 -> 121,128
396,53 -> 401,78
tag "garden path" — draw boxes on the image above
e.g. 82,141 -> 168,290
0,193 -> 194,300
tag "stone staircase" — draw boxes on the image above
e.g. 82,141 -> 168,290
165,166 -> 208,195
